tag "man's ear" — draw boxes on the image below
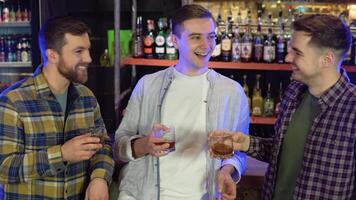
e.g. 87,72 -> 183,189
45,49 -> 59,64
172,34 -> 179,49
321,50 -> 336,67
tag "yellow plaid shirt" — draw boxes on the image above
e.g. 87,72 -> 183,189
0,66 -> 114,199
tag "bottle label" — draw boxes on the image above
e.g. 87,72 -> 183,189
264,101 -> 274,116
241,42 -> 252,59
144,36 -> 154,47
263,46 -> 275,62
221,38 -> 231,51
166,35 -> 174,47
155,35 -> 165,46
166,47 -> 176,54
252,107 -> 262,116
155,46 -> 165,54
254,44 -> 263,60
232,42 -> 241,61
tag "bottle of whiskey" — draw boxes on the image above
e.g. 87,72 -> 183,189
263,13 -> 275,63
155,18 -> 167,59
143,19 -> 155,59
276,23 -> 286,64
231,11 -> 242,62
133,16 -> 144,58
263,83 -> 274,117
252,74 -> 263,116
241,9 -> 253,62
243,75 -> 251,112
165,19 -> 177,60
221,19 -> 232,62
254,10 -> 263,63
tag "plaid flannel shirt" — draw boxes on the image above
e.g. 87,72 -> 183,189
0,66 -> 114,199
248,70 -> 356,199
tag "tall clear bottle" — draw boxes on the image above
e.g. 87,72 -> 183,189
276,23 -> 286,64
211,14 -> 223,61
133,16 -> 144,58
253,10 -> 263,63
263,83 -> 275,117
241,9 -> 253,62
274,82 -> 283,116
252,74 -> 263,116
243,75 -> 251,113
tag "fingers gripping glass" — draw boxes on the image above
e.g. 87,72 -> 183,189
209,132 -> 233,159
154,126 -> 176,152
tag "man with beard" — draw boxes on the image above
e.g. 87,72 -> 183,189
114,4 -> 249,200
0,17 -> 114,200
211,14 -> 356,199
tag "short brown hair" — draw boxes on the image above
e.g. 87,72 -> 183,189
172,4 -> 215,37
292,14 -> 352,59
38,16 -> 90,63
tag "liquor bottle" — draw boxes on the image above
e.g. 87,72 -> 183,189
231,11 -> 242,62
9,2 -> 15,22
0,37 -> 5,62
165,19 -> 177,60
221,20 -> 232,62
253,10 -> 263,63
274,82 -> 283,116
211,14 -> 223,61
100,49 -> 111,67
252,74 -> 263,116
143,19 -> 155,59
241,10 -> 253,62
243,75 -> 251,112
15,0 -> 21,22
132,16 -> 144,58
2,1 -> 9,23
263,83 -> 274,117
276,23 -> 286,64
263,13 -> 275,63
155,17 -> 166,59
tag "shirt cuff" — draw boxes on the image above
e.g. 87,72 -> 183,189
91,168 -> 112,185
47,145 -> 66,174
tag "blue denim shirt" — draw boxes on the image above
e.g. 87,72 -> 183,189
114,67 -> 249,200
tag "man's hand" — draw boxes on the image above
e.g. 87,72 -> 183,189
216,165 -> 236,200
61,134 -> 102,162
85,178 -> 109,200
132,123 -> 171,158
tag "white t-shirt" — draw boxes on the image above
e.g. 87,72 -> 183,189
159,68 -> 209,200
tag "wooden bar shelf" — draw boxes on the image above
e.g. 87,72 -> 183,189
250,116 -> 276,125
122,57 -> 356,72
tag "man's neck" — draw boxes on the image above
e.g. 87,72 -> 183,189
174,63 -> 209,76
308,68 -> 340,97
42,64 -> 70,94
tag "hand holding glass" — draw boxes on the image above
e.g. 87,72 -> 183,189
154,126 -> 176,152
209,131 -> 233,159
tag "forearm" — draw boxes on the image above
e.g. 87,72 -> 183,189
131,137 -> 149,158
0,145 -> 65,184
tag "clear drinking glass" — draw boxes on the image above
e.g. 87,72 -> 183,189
209,132 -> 233,159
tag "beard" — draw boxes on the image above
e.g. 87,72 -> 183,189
58,58 -> 88,84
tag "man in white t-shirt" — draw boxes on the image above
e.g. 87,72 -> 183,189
114,4 -> 249,200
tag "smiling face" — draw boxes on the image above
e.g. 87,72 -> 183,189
57,33 -> 92,84
285,31 -> 325,85
173,18 -> 216,74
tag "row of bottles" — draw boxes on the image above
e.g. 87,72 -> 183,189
132,17 -> 178,60
212,9 -> 290,63
0,0 -> 31,23
0,34 -> 31,63
241,74 -> 284,117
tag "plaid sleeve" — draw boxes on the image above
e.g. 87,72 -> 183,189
247,136 -> 274,163
0,96 -> 65,184
89,101 -> 114,184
